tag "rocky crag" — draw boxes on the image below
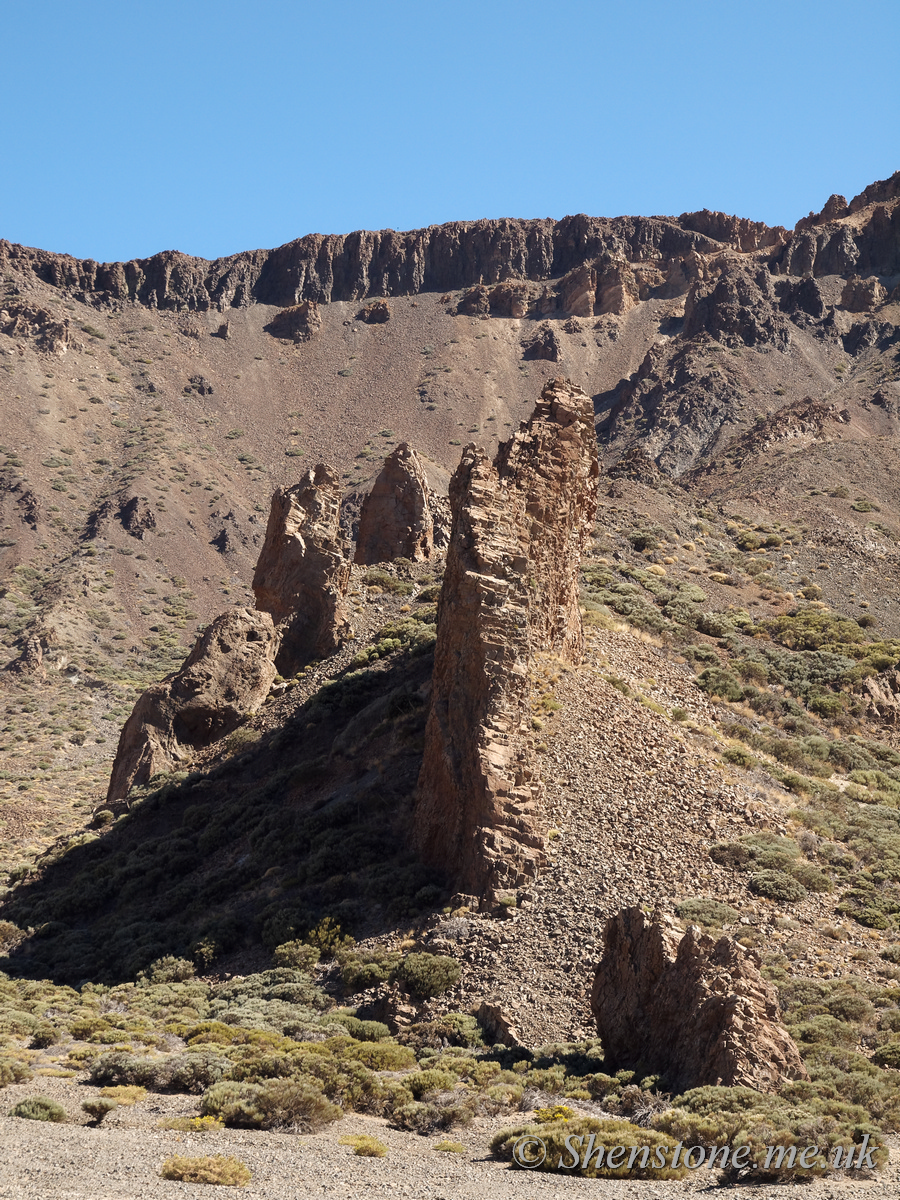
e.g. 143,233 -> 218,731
106,608 -> 277,805
252,465 -> 352,676
591,907 -> 808,1093
414,378 -> 599,902
353,443 -> 434,565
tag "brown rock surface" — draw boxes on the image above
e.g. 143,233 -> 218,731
252,465 -> 352,675
856,668 -> 900,728
841,274 -> 888,312
106,608 -> 277,804
265,300 -> 322,342
414,379 -> 599,901
354,443 -> 434,565
591,907 -> 808,1093
3,634 -> 45,679
522,321 -> 561,361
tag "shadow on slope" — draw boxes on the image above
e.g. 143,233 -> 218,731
0,647 -> 445,984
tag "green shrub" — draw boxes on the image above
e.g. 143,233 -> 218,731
339,1134 -> 388,1157
0,1059 -> 33,1087
709,842 -> 751,869
82,1097 -> 118,1123
9,1096 -> 67,1122
749,871 -> 808,902
695,667 -> 743,701
272,941 -> 320,972
200,1078 -> 341,1131
396,953 -> 461,998
408,1068 -> 457,1099
362,569 -> 413,596
491,1117 -> 688,1178
675,898 -> 739,927
160,1154 -> 251,1186
339,948 -> 402,991
872,1042 -> 900,1069
138,955 -> 195,984
434,1140 -> 466,1153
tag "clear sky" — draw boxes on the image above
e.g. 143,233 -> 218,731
2,0 -> 898,264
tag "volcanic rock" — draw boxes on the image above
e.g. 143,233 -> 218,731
3,635 -> 45,679
414,379 -> 599,901
841,274 -> 888,312
265,300 -> 322,342
591,907 -> 808,1093
0,301 -> 78,356
118,493 -> 156,539
856,668 -> 900,727
354,444 -> 433,565
357,299 -> 390,323
683,264 -> 789,348
522,321 -> 561,362
559,264 -> 596,317
106,608 -> 277,804
252,465 -> 352,675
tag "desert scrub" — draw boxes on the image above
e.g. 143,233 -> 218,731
160,1155 -> 251,1186
200,1078 -> 342,1130
82,1096 -> 118,1122
362,569 -> 413,596
674,898 -> 739,927
433,1140 -> 466,1153
9,1096 -> 67,1122
492,1117 -> 688,1178
339,1134 -> 388,1156
396,953 -> 461,999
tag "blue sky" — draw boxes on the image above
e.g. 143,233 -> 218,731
2,0 -> 898,263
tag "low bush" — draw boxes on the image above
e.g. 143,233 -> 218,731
749,871 -> 808,902
339,1134 -> 388,1157
82,1097 -> 118,1123
272,941 -> 320,972
9,1096 -> 67,1122
491,1117 -> 689,1178
200,1078 -> 342,1131
395,953 -> 461,999
160,1155 -> 251,1186
675,898 -> 739,927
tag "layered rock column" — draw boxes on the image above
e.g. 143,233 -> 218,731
106,608 -> 277,804
252,465 -> 352,675
414,379 -> 599,902
354,443 -> 434,565
591,907 -> 808,1092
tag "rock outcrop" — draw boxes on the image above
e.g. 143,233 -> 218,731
252,465 -> 352,675
3,635 -> 45,679
591,907 -> 808,1093
106,608 -> 277,805
522,321 -> 561,361
856,668 -> 900,729
354,444 -> 434,565
0,301 -> 79,355
683,264 -> 790,349
357,299 -> 390,323
841,275 -> 888,312
414,379 -> 599,901
265,300 -> 321,342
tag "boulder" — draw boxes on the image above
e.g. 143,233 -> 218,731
252,465 -> 352,675
357,299 -> 390,323
414,379 -> 599,901
591,907 -> 808,1093
3,635 -> 45,680
106,608 -> 277,805
856,668 -> 900,727
354,443 -> 434,565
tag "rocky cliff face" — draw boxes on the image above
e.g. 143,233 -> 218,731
414,379 -> 599,902
591,907 -> 808,1093
252,465 -> 352,675
354,444 -> 434,565
106,608 -> 277,804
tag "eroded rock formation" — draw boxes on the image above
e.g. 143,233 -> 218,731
414,379 -> 599,901
106,608 -> 277,804
354,444 -> 433,565
591,907 -> 808,1093
265,300 -> 321,342
252,465 -> 351,675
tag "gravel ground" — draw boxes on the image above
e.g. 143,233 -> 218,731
2,1099 -> 900,1200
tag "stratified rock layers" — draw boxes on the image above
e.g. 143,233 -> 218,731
415,379 -> 599,901
591,907 -> 808,1093
354,443 -> 434,565
106,608 -> 277,804
252,465 -> 352,675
